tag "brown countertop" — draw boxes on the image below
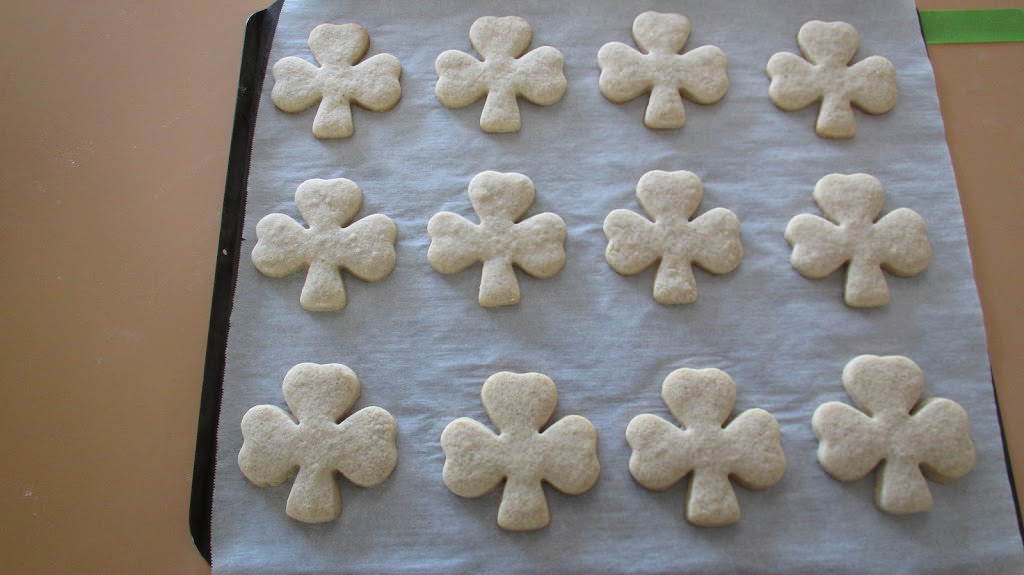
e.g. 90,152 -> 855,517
0,1 -> 1020,572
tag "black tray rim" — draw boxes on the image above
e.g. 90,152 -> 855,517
188,0 -> 283,562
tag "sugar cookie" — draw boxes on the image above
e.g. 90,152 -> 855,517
766,20 -> 898,138
598,12 -> 729,129
238,363 -> 398,523
604,170 -> 742,304
440,372 -> 600,531
785,173 -> 930,307
435,16 -> 566,133
272,23 -> 402,138
427,171 -> 566,307
251,178 -> 397,311
627,368 -> 786,526
812,355 -> 975,514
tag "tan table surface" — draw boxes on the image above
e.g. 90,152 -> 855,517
1,1 -> 1020,572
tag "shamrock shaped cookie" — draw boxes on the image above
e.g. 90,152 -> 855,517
604,170 -> 742,304
252,178 -> 397,312
812,355 -> 975,514
272,23 -> 402,138
435,16 -> 567,133
427,171 -> 567,307
785,173 -> 930,307
627,368 -> 786,526
767,20 -> 898,138
598,11 -> 729,129
238,363 -> 398,523
441,371 -> 600,531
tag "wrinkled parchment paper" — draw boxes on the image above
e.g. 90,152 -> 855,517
212,1 -> 1024,573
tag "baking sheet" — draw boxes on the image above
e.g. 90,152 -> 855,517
210,1 -> 1024,573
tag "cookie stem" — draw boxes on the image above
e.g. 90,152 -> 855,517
497,473 -> 550,530
653,257 -> 698,305
816,92 -> 856,138
645,84 -> 686,129
312,95 -> 356,139
286,465 -> 342,523
686,467 -> 740,526
480,89 -> 522,133
844,257 -> 889,307
479,258 -> 520,306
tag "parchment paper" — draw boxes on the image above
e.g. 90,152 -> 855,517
211,1 -> 1024,573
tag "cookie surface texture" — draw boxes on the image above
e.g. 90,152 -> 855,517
785,173 -> 930,307
626,368 -> 786,526
272,23 -> 402,138
427,171 -> 567,307
435,16 -> 567,133
440,372 -> 600,531
812,355 -> 976,514
604,170 -> 742,304
597,11 -> 729,129
251,178 -> 397,312
237,363 -> 399,523
766,20 -> 898,138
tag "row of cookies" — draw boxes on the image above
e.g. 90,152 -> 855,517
251,170 -> 931,310
272,14 -> 897,138
238,355 -> 975,529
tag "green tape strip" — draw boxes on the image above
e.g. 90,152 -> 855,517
920,9 -> 1024,44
